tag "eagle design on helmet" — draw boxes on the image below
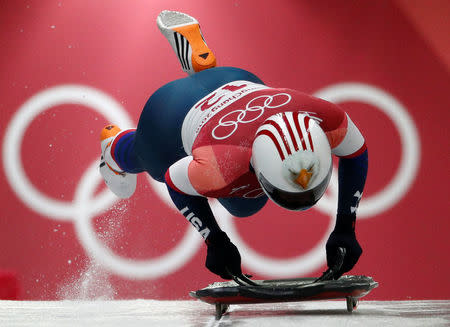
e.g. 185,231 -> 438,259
252,112 -> 332,211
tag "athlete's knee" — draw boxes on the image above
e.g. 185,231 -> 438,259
150,172 -> 165,183
220,197 -> 268,218
229,207 -> 259,218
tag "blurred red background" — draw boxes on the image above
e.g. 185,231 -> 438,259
0,0 -> 449,300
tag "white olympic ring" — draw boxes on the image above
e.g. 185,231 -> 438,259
2,85 -> 201,279
313,83 -> 421,218
2,82 -> 420,279
212,93 -> 291,140
73,161 -> 203,279
3,85 -> 132,221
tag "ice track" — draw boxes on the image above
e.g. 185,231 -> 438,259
0,300 -> 449,326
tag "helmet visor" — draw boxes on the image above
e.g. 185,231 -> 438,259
258,166 -> 332,211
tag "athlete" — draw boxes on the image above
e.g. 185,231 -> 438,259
99,11 -> 368,280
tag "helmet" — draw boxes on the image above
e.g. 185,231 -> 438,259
252,112 -> 332,211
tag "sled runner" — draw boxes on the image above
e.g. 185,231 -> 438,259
190,274 -> 378,320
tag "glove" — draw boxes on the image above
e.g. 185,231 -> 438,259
205,231 -> 242,279
326,214 -> 362,279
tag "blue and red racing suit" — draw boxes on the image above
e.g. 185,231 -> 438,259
111,67 -> 368,239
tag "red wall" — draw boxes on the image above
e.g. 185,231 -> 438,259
1,0 -> 449,300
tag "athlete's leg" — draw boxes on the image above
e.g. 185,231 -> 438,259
218,196 -> 269,218
99,125 -> 138,198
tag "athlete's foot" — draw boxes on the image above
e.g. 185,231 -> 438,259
99,124 -> 136,199
157,10 -> 216,75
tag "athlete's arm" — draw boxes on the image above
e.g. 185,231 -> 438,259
330,113 -> 368,230
165,182 -> 221,239
336,150 -> 368,228
324,107 -> 368,278
164,156 -> 221,239
165,158 -> 242,279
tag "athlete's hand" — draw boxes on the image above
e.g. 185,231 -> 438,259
205,231 -> 242,279
326,215 -> 362,279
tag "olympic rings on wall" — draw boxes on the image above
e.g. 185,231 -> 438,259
2,83 -> 420,279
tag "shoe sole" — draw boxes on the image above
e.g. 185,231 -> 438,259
157,10 -> 216,73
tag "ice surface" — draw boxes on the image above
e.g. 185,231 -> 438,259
0,300 -> 449,327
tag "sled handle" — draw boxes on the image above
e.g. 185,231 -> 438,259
226,268 -> 261,287
314,247 -> 346,283
234,273 -> 261,287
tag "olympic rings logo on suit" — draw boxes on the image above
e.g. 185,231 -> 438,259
212,93 -> 292,140
2,83 -> 420,279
